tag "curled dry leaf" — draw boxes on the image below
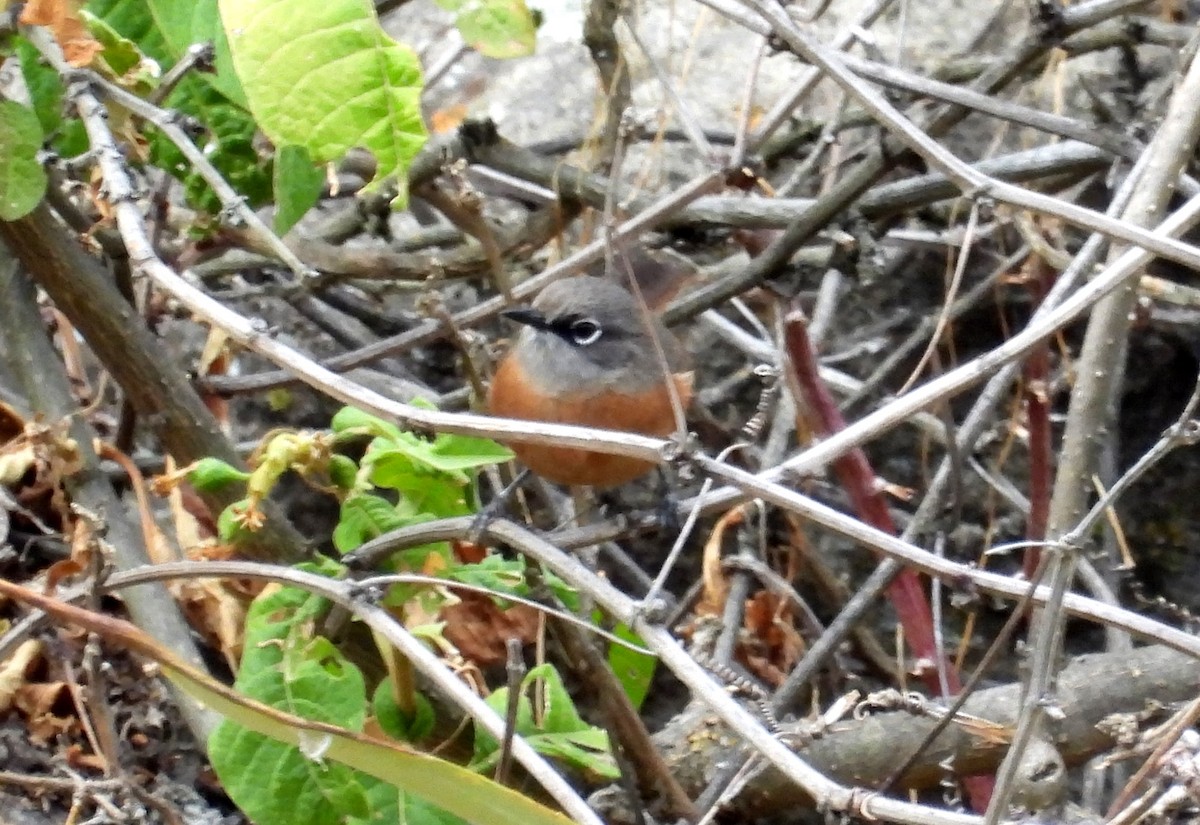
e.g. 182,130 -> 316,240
15,680 -> 75,744
0,639 -> 43,713
696,504 -> 747,616
19,0 -> 103,67
144,457 -> 254,668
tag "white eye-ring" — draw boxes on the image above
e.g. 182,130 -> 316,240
569,318 -> 603,346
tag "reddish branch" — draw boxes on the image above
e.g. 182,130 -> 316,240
1021,255 -> 1056,578
781,307 -> 994,808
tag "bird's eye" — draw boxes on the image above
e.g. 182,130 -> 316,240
568,317 -> 603,346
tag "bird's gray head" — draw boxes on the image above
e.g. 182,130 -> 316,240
502,276 -> 688,397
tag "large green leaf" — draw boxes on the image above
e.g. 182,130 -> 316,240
219,0 -> 427,205
211,585 -> 372,825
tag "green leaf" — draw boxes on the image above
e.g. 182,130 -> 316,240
3,573 -> 576,825
444,556 -> 578,609
86,0 -> 170,62
16,39 -> 89,157
211,584 -> 373,825
187,457 -> 252,491
87,0 -> 267,214
373,678 -> 436,743
384,431 -> 513,476
273,145 -> 324,234
328,453 -> 359,492
150,80 -> 272,213
357,778 -> 469,825
607,623 -> 657,711
368,453 -> 472,517
332,406 -> 405,442
437,0 -> 537,59
0,102 -> 47,221
80,9 -> 161,86
220,0 -> 428,206
334,493 -> 408,552
216,498 -> 256,541
426,433 -> 515,471
146,0 -> 249,105
475,664 -> 617,778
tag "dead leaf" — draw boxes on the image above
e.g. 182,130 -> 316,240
741,590 -> 804,687
64,743 -> 108,772
20,0 -> 103,67
440,595 -> 539,668
0,640 -> 43,713
15,680 -> 75,743
198,328 -> 233,429
697,505 -> 746,616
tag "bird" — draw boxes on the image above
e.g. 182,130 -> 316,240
488,275 -> 693,488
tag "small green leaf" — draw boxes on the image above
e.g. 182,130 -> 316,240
443,556 -> 578,609
87,0 -> 170,62
334,493 -> 407,552
427,433 -> 515,470
220,0 -> 428,206
368,454 -> 471,517
385,431 -> 513,476
475,664 -> 617,778
187,457 -> 252,491
436,0 -> 537,58
331,406 -> 404,442
607,623 -> 657,711
328,454 -> 359,492
17,39 -> 89,156
0,102 -> 47,220
373,678 -> 436,743
80,9 -> 161,86
216,498 -> 255,541
273,145 -> 324,234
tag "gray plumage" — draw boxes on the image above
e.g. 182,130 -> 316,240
506,277 -> 689,398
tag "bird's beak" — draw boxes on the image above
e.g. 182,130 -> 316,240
501,307 -> 551,331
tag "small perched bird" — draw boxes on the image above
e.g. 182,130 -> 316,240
488,276 -> 693,487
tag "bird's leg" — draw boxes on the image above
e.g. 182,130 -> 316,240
652,465 -> 683,536
468,468 -> 531,543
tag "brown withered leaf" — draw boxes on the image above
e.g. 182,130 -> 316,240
15,680 -> 75,744
440,594 -> 539,668
1,417 -> 82,529
0,640 -> 42,713
697,505 -> 747,616
64,743 -> 108,772
740,590 -> 805,687
146,455 -> 254,666
20,0 -> 103,67
197,328 -> 234,427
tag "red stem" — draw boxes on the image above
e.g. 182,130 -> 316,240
1022,257 -> 1056,578
782,307 -> 994,809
